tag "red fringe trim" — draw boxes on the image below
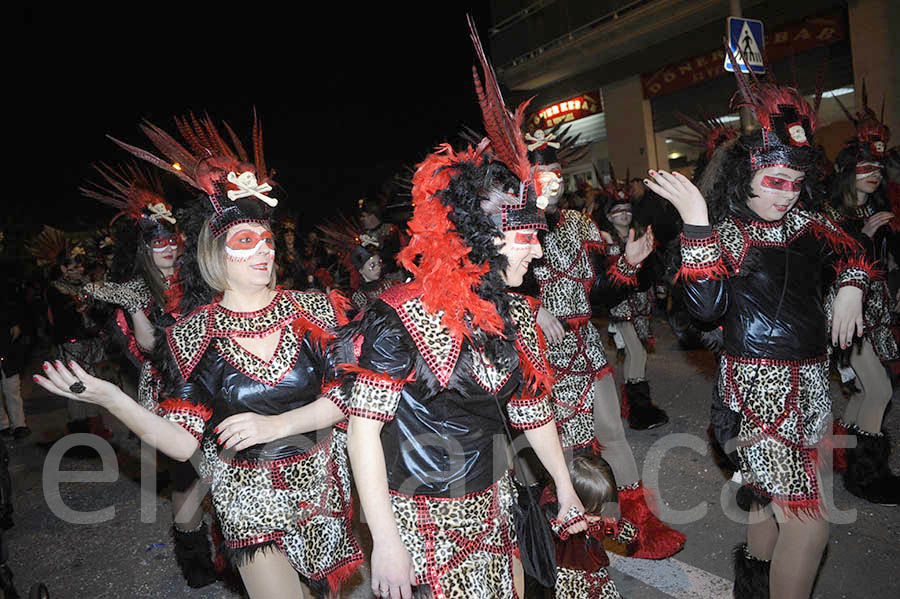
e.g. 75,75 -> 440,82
158,397 -> 213,421
328,289 -> 351,326
337,363 -> 415,387
833,253 -> 883,281
324,558 -> 363,595
810,216 -> 862,255
164,270 -> 184,317
774,498 -> 823,520
675,259 -> 728,283
591,439 -> 606,455
607,259 -> 638,288
115,309 -> 146,364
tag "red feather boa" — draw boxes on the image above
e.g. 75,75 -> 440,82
397,144 -> 505,341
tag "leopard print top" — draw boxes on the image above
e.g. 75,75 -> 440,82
533,210 -> 607,322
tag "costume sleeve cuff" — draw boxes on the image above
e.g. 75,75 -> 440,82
834,255 -> 878,297
157,397 -> 211,445
607,254 -> 641,287
346,368 -> 406,423
677,232 -> 727,282
507,394 -> 554,430
611,518 -> 639,544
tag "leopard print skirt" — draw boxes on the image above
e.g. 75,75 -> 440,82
718,354 -> 830,515
546,321 -> 613,451
204,427 -> 362,586
609,289 -> 653,343
864,279 -> 899,361
389,472 -> 519,599
554,566 -> 621,599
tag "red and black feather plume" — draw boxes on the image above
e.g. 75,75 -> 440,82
468,15 -> 532,183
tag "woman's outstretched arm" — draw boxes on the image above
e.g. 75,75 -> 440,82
34,360 -> 199,461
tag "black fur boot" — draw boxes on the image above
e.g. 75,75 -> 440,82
843,427 -> 900,506
733,543 -> 770,599
173,523 -> 218,588
622,380 -> 668,430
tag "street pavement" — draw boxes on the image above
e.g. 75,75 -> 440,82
3,312 -> 898,598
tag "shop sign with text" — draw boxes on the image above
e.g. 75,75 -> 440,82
526,91 -> 602,132
641,11 -> 846,99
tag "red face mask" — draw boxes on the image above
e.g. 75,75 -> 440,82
855,162 -> 883,178
760,175 -> 804,192
151,236 -> 180,253
225,229 -> 275,260
513,232 -> 540,246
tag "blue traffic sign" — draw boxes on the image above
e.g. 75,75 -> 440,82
724,17 -> 765,74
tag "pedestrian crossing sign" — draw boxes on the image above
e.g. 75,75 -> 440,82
724,17 -> 765,74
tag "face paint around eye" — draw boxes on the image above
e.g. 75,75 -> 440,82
225,230 -> 276,261
151,237 -> 178,252
856,162 -> 883,179
760,175 -> 804,192
513,232 -> 539,246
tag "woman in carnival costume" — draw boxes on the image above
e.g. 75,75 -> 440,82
647,49 -> 871,598
825,88 -> 900,505
341,20 -> 586,599
525,127 -> 685,560
598,171 -> 671,431
78,162 -> 221,588
317,216 -> 398,314
36,112 -> 363,598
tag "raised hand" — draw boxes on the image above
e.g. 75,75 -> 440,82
644,170 -> 709,226
624,225 -> 654,267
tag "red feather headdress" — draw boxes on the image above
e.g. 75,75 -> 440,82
468,16 -> 547,228
79,162 -> 176,231
109,109 -> 276,236
672,111 -> 739,159
833,81 -> 890,161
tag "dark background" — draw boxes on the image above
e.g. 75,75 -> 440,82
21,4 -> 491,239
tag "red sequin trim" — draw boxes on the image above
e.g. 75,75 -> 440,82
115,309 -> 146,364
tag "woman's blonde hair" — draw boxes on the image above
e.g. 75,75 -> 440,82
197,218 -> 277,292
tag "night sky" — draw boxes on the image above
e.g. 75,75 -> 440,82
24,5 -> 491,236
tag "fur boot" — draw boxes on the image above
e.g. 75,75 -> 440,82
621,380 -> 668,430
733,543 -> 770,599
173,523 -> 218,588
843,427 -> 900,506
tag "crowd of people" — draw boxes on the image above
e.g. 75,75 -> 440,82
1,21 -> 898,599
